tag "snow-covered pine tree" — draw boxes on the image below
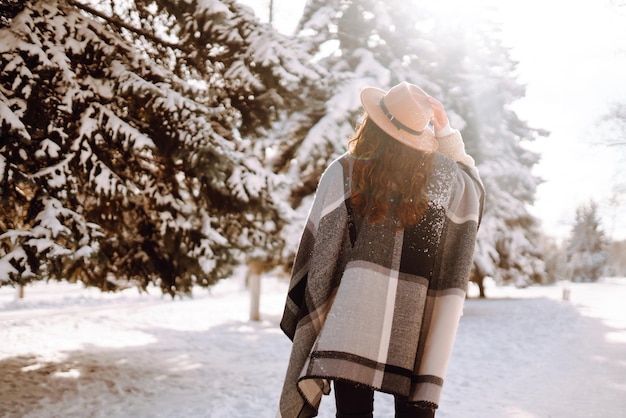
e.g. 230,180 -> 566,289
287,0 -> 546,294
0,0 -> 323,294
536,235 -> 568,283
565,201 -> 608,282
606,239 -> 626,277
0,0 -> 23,26
417,5 -> 548,293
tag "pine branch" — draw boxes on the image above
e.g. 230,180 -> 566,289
67,0 -> 191,53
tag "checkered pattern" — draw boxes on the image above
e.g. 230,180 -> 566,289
278,152 -> 484,418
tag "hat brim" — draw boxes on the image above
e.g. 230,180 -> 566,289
360,87 -> 438,153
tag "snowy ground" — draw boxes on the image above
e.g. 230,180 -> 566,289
1,273 -> 625,418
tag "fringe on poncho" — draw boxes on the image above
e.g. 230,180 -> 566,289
278,152 -> 485,418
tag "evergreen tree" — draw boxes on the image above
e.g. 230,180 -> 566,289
565,201 -> 608,282
606,239 -> 626,277
0,0 -> 23,26
0,0 -> 323,294
536,236 -> 567,284
289,0 -> 546,294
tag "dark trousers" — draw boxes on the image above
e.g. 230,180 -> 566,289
334,380 -> 436,418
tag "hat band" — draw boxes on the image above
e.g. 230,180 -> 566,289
380,98 -> 424,136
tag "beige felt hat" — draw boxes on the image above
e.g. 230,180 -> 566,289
360,82 -> 438,153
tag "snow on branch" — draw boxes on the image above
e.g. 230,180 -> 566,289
68,0 -> 190,53
0,97 -> 30,139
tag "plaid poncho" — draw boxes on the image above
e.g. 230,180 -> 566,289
278,152 -> 484,418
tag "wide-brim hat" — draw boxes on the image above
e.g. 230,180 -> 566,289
360,82 -> 438,153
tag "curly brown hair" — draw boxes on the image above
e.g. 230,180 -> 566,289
348,115 -> 435,227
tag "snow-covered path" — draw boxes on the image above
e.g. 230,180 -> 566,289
444,283 -> 626,418
1,276 -> 624,418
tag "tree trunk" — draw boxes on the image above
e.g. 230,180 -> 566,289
247,259 -> 265,321
269,0 -> 274,24
477,278 -> 486,298
470,268 -> 487,298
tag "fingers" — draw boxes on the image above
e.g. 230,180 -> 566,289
427,96 -> 444,114
427,96 -> 448,131
427,96 -> 442,107
430,115 -> 443,131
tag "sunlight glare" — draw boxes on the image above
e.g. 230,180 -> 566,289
413,0 -> 502,32
421,0 -> 498,20
605,330 -> 626,344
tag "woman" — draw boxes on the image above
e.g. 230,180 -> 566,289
278,82 -> 484,418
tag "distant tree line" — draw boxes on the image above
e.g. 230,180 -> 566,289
540,201 -> 624,282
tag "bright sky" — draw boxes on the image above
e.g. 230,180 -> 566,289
498,0 -> 626,241
242,0 -> 626,241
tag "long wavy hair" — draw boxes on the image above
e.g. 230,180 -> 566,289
348,114 -> 435,227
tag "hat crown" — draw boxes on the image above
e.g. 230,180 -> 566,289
381,82 -> 432,133
359,81 -> 438,153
